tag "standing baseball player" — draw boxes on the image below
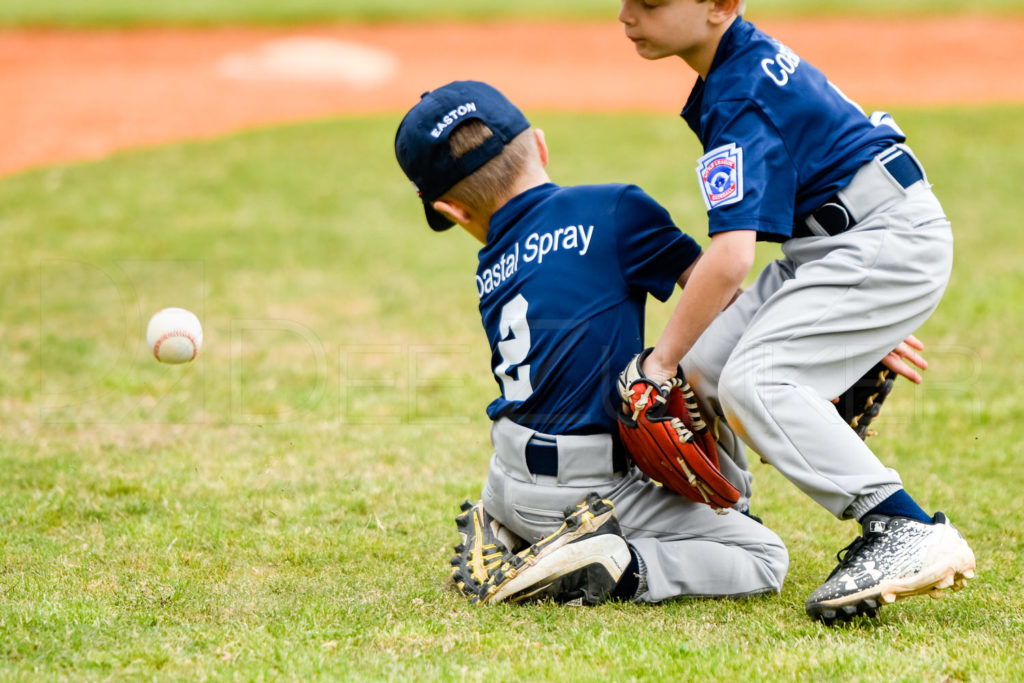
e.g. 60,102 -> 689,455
617,0 -> 976,623
394,80 -> 788,606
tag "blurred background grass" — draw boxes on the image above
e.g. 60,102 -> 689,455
0,0 -> 1021,26
2,104 -> 1022,678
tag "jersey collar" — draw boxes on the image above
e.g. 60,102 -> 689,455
680,16 -> 754,133
486,183 -> 559,243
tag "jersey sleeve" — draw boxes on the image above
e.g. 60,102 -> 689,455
698,99 -> 798,240
614,185 -> 701,302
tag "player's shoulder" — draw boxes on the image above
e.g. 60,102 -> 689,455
545,183 -> 672,238
710,18 -> 809,100
558,182 -> 657,203
551,181 -> 635,198
545,182 -> 658,213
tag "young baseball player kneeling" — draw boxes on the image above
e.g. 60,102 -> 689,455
617,0 -> 976,623
395,80 -> 788,605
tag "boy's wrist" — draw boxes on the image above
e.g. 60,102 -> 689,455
642,349 -> 678,385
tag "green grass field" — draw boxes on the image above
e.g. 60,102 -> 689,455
1,0 -> 1022,27
1,103 -> 1023,679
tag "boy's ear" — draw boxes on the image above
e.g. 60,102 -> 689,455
709,0 -> 742,23
431,198 -> 473,227
534,128 -> 549,168
433,199 -> 488,243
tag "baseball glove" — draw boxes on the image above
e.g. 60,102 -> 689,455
616,350 -> 740,512
449,500 -> 522,598
834,361 -> 896,439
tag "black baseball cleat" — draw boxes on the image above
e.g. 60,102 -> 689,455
449,500 -> 520,597
806,512 -> 976,625
472,492 -> 630,606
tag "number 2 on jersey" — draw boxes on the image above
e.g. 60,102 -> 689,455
495,294 -> 533,400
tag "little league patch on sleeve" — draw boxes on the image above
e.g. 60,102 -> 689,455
696,143 -> 744,210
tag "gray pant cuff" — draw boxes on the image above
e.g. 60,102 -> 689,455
629,547 -> 649,603
847,484 -> 904,521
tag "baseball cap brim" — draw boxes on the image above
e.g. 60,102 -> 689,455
423,198 -> 455,232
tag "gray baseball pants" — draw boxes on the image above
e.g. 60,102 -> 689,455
683,144 -> 953,521
482,417 -> 789,604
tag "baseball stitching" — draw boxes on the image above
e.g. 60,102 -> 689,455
153,329 -> 198,361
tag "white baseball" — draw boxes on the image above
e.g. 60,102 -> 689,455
146,307 -> 203,364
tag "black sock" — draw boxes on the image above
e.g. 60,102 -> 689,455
612,548 -> 640,600
862,489 -> 932,524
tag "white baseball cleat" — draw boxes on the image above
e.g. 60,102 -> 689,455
806,512 -> 976,624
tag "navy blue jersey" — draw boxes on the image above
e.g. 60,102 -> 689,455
477,183 -> 700,435
681,18 -> 904,242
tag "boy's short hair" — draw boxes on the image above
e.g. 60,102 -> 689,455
445,121 -> 534,219
394,80 -> 531,231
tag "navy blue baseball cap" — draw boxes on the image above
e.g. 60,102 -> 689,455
394,80 -> 531,231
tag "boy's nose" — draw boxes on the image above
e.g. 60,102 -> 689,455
617,1 -> 634,25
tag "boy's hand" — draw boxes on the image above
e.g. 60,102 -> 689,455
882,334 -> 927,384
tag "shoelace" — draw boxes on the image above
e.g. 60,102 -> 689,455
825,528 -> 882,580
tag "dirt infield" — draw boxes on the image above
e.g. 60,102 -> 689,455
2,17 -> 1022,177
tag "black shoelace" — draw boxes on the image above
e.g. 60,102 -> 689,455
825,529 -> 881,580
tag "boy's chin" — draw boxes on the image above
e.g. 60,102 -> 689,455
630,41 -> 669,61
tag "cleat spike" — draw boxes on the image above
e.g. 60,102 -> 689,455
816,609 -> 838,626
460,500 -> 474,511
